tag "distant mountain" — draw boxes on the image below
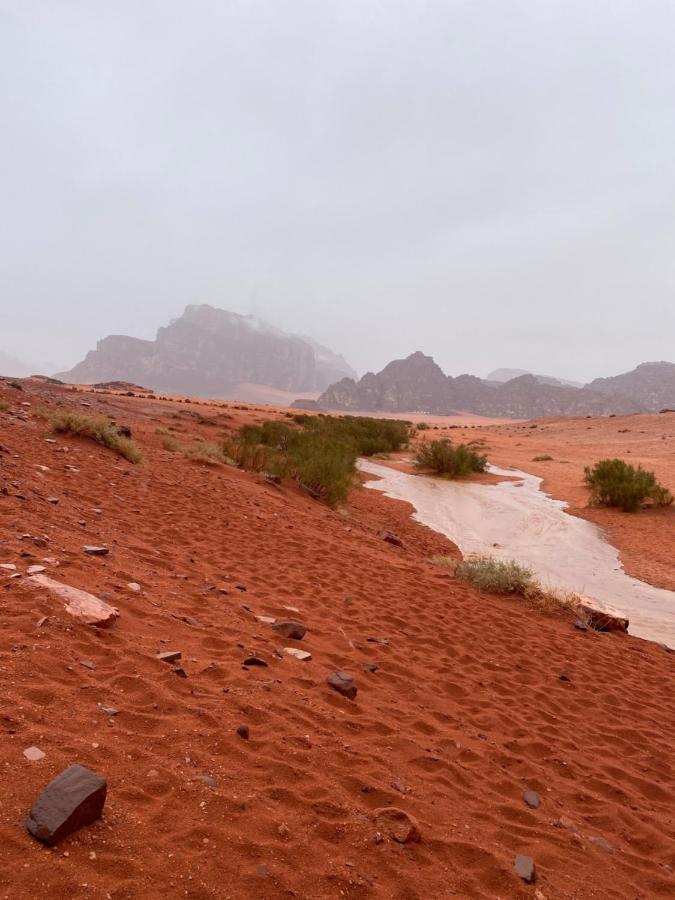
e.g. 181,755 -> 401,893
587,362 -> 675,412
0,350 -> 61,378
57,305 -> 356,397
319,351 -> 643,418
487,368 -> 584,389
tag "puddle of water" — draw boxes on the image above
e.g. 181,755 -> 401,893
359,459 -> 675,646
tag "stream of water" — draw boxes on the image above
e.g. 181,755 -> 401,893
359,459 -> 675,646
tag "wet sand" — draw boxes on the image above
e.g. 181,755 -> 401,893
360,460 -> 675,646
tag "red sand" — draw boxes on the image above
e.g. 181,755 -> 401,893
1,381 -> 674,899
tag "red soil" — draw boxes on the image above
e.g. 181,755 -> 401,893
1,380 -> 674,899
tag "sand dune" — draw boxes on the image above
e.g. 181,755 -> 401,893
1,379 -> 674,898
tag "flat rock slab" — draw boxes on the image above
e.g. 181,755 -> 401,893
26,764 -> 107,846
82,546 -> 109,556
373,807 -> 421,844
272,620 -> 307,640
327,670 -> 357,700
23,746 -> 46,762
378,530 -> 403,547
284,648 -> 312,661
523,789 -> 540,809
157,650 -> 182,664
30,574 -> 119,627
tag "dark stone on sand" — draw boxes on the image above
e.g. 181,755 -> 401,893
26,764 -> 106,845
243,657 -> 268,668
327,670 -> 357,700
157,650 -> 182,664
236,724 -> 250,740
82,546 -> 109,556
514,854 -> 536,883
378,530 -> 403,547
271,620 -> 307,640
559,674 -> 571,682
362,662 -> 379,672
523,789 -> 540,809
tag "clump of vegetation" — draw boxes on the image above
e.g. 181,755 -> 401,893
224,414 -> 411,506
48,411 -> 142,463
183,441 -> 226,465
417,421 -> 430,431
8,380 -> 23,391
414,438 -> 487,478
431,554 -> 456,568
532,454 -> 553,462
584,458 -> 673,512
0,399 -> 10,412
455,556 -> 536,595
161,434 -> 179,452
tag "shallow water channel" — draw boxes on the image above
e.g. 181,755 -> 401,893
359,459 -> 675,647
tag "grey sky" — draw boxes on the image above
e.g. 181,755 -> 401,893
2,0 -> 674,382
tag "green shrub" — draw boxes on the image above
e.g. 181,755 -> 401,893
223,414 -> 411,505
532,454 -> 553,462
184,441 -> 226,465
417,422 -> 430,431
584,458 -> 673,512
455,556 -> 535,595
48,411 -> 142,463
414,438 -> 487,478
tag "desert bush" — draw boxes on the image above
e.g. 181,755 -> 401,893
532,454 -> 553,462
0,399 -> 10,412
414,438 -> 487,478
161,434 -> 179,452
184,441 -> 226,465
584,458 -> 673,512
417,422 -> 430,431
48,411 -> 142,463
224,414 -> 411,505
455,556 -> 536,595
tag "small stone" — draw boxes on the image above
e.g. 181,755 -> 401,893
47,497 -> 59,505
127,582 -> 141,593
27,565 -> 46,575
25,764 -> 106,845
272,620 -> 307,640
362,662 -> 379,672
157,650 -> 182,663
373,807 -> 421,844
97,704 -> 119,716
242,657 -> 268,667
0,563 -> 17,571
378,529 -> 403,547
173,666 -> 188,678
559,674 -> 571,682
79,660 -> 96,671
200,775 -> 218,788
36,616 -> 49,627
284,648 -> 312,661
514,855 -> 536,883
255,615 -> 276,624
23,746 -> 46,762
31,574 -> 119,626
82,546 -> 109,556
327,670 -> 357,700
523,789 -> 540,809
236,724 -> 250,740
589,835 -> 612,852
574,620 -> 588,632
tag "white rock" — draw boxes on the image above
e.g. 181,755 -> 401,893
23,746 -> 45,762
255,615 -> 276,624
27,565 -> 46,575
29,574 -> 119,626
284,648 -> 312,661
0,563 -> 17,572
127,582 -> 141,593
284,605 -> 300,613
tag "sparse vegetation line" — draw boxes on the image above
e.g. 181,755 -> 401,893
44,411 -> 142,464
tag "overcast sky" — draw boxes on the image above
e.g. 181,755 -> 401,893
2,0 -> 674,381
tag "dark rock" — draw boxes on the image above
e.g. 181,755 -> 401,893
243,656 -> 268,667
378,530 -> 403,547
236,724 -> 250,740
263,473 -> 281,485
26,764 -> 106,845
200,775 -> 218,789
173,666 -> 188,678
271,620 -> 307,640
559,674 -> 571,682
82,546 -> 109,556
79,660 -> 96,671
574,620 -> 588,632
157,650 -> 182,664
514,855 -> 536,883
362,662 -> 379,672
523,789 -> 540,809
578,604 -> 629,633
327,670 -> 357,700
366,636 -> 389,645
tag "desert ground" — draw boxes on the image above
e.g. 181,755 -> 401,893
1,379 -> 674,899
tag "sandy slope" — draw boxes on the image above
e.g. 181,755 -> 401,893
0,380 -> 674,899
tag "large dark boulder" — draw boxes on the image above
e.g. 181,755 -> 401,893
26,764 -> 107,845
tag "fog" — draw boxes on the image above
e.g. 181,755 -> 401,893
2,1 -> 674,382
